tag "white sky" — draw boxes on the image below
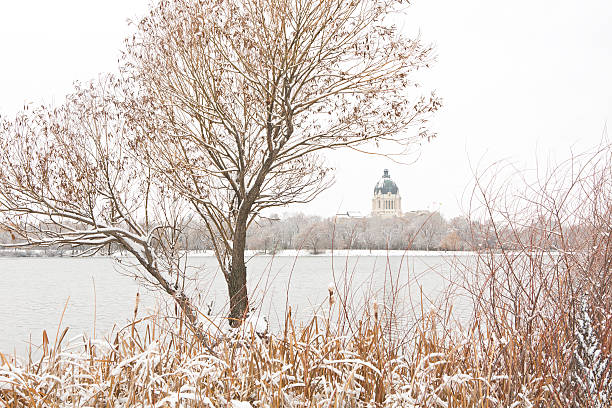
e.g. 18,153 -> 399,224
1,1 -> 610,218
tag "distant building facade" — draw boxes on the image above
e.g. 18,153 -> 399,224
371,169 -> 402,217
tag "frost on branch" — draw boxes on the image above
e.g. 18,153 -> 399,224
0,76 -> 208,344
571,296 -> 611,407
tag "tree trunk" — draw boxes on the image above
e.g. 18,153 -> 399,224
227,220 -> 249,327
225,158 -> 271,327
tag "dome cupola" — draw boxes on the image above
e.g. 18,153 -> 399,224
374,169 -> 399,195
371,169 -> 402,217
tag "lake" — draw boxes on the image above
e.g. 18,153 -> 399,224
0,252 -> 472,355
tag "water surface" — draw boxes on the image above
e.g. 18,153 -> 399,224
0,254 -> 470,355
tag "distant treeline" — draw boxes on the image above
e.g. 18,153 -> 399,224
243,212 -> 468,253
0,211 -> 578,255
243,211 -> 584,253
0,248 -> 66,257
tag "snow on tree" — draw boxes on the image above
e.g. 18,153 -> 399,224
571,296 -> 611,407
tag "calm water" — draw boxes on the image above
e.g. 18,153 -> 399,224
0,254 -> 470,355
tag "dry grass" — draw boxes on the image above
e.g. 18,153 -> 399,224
0,296 -> 580,408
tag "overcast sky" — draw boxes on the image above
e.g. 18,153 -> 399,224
1,1 -> 610,218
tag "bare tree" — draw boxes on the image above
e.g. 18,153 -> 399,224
0,78 -> 212,343
125,0 -> 440,324
294,217 -> 330,254
448,216 -> 470,249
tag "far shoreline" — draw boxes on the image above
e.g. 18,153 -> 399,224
0,248 -> 477,259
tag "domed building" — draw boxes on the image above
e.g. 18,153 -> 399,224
371,169 -> 402,217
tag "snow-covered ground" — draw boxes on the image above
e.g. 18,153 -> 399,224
184,249 -> 475,258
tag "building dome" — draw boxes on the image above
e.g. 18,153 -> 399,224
371,169 -> 402,217
373,169 -> 399,195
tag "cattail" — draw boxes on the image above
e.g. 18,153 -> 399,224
328,282 -> 335,306
372,299 -> 379,321
133,292 -> 140,319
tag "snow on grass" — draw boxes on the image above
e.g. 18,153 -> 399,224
0,307 -> 574,408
